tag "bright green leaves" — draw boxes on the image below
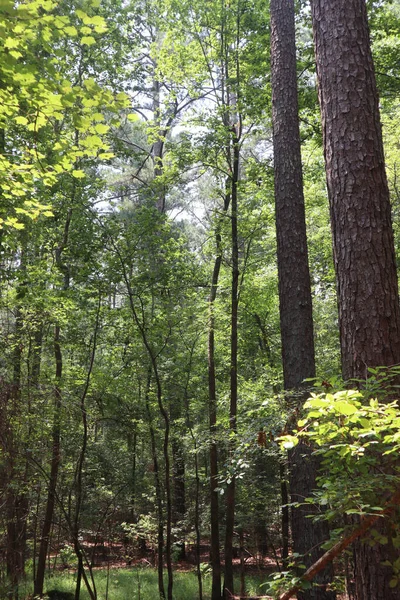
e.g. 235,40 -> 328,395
278,378 -> 400,524
0,0 -> 126,228
304,390 -> 361,417
75,9 -> 107,33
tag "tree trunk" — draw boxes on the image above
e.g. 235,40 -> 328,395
311,0 -> 400,382
171,437 -> 186,560
311,1 -> 400,598
270,1 -> 335,598
279,462 -> 289,562
208,192 -> 231,600
73,299 -> 100,600
34,209 -> 72,598
152,76 -> 166,213
209,282 -> 222,600
144,368 -> 166,600
223,129 -> 240,600
33,325 -> 62,598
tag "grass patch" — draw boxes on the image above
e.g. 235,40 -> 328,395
36,567 -> 268,599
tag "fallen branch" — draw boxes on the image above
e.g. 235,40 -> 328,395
279,488 -> 400,600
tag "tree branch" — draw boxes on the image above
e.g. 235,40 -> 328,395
279,488 -> 400,600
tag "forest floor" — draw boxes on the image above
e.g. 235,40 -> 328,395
43,540 -> 348,600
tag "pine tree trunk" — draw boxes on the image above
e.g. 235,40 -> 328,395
311,0 -> 400,381
270,1 -> 335,598
311,1 -> 400,598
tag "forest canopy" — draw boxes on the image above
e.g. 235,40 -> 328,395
1,1 -> 400,600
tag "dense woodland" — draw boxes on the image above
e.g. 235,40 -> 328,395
2,0 -> 400,599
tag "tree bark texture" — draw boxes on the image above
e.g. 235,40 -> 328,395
290,445 -> 335,600
311,1 -> 400,598
271,0 -> 315,392
270,2 -> 335,598
311,0 -> 400,381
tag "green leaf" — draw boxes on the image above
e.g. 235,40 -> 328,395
72,169 -> 86,179
94,123 -> 109,134
334,401 -> 358,415
81,36 -> 96,46
15,116 -> 28,126
5,37 -> 20,49
305,398 -> 327,409
64,25 -> 78,36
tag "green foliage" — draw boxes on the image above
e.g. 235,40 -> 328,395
0,0 -> 129,228
279,370 -> 400,523
1,1 -> 400,597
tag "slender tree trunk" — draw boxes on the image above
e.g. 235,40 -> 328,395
208,189 -> 231,600
5,253 -> 30,600
33,325 -> 62,598
171,437 -> 186,559
144,368 -> 165,600
270,1 -> 335,598
223,131 -> 240,600
183,337 -> 203,600
238,528 -> 245,598
279,462 -> 289,562
73,298 -> 100,600
208,294 -> 222,600
128,428 -> 137,520
193,437 -> 203,600
34,210 -> 72,598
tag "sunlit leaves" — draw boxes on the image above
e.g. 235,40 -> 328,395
278,375 -> 400,522
0,0 -> 127,228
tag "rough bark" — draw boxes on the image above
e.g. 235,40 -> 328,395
311,1 -> 400,598
270,1 -> 335,598
290,445 -> 335,600
271,0 -> 315,390
311,0 -> 400,381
